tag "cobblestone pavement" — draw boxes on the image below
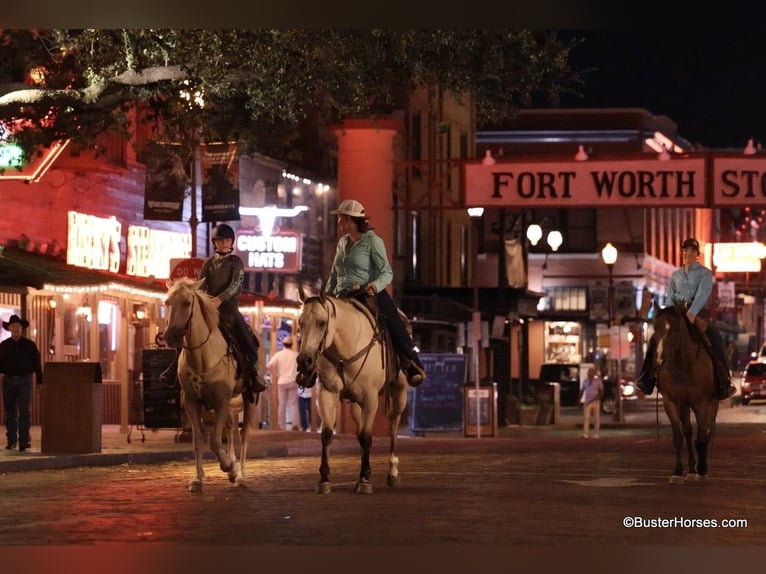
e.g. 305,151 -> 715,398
0,407 -> 766,571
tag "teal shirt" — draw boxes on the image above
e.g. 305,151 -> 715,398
667,261 -> 713,316
326,230 -> 393,295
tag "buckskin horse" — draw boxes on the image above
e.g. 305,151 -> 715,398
295,286 -> 409,494
164,278 -> 257,492
653,302 -> 720,484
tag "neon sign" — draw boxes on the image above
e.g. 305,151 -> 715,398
66,211 -> 121,273
126,226 -> 192,278
234,230 -> 301,273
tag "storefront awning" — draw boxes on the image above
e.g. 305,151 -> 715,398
0,245 -> 168,298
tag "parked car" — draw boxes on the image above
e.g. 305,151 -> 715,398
600,375 -> 642,415
740,360 -> 766,405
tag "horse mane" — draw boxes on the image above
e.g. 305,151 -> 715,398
169,278 -> 220,332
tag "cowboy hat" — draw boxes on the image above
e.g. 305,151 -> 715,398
330,199 -> 366,218
283,335 -> 294,346
2,314 -> 29,330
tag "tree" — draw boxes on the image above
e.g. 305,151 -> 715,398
0,29 -> 581,167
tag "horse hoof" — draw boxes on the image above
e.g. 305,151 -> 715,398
685,473 -> 700,482
669,475 -> 685,485
386,474 -> 400,487
355,481 -> 374,495
315,482 -> 332,494
235,478 -> 248,488
188,479 -> 203,492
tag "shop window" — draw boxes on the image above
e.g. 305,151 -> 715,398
543,286 -> 588,312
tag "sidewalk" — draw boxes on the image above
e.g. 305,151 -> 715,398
2,400 -> 764,473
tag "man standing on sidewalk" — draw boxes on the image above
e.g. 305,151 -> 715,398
579,367 -> 603,439
0,315 -> 43,452
268,335 -> 301,431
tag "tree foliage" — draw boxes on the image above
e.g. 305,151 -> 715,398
0,29 -> 581,164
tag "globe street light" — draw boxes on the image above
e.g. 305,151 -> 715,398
600,241 -> 623,422
601,242 -> 618,325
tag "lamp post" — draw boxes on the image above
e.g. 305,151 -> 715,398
468,206 -> 484,438
600,242 -> 623,422
601,242 -> 617,325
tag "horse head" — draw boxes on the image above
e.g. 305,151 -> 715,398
296,293 -> 332,386
164,278 -> 207,348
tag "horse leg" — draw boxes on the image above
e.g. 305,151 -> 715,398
691,400 -> 718,480
237,398 -> 255,485
661,397 -> 685,484
183,396 -> 206,492
680,405 -> 697,482
351,394 -> 377,495
316,388 -> 336,494
386,375 -> 408,487
209,402 -> 239,481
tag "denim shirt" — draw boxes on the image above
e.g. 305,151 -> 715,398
667,261 -> 713,317
326,230 -> 393,295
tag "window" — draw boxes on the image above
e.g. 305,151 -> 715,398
542,286 -> 588,312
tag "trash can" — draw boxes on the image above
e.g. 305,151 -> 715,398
464,382 -> 497,437
41,362 -> 103,454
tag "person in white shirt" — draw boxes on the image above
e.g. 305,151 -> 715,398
267,335 -> 300,431
578,367 -> 603,439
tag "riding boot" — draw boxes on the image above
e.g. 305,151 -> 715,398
399,354 -> 427,387
158,354 -> 179,385
714,360 -> 736,400
636,338 -> 657,395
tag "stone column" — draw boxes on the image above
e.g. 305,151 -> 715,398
334,118 -> 403,293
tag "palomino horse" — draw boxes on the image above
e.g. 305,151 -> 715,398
296,286 -> 408,494
164,278 -> 256,492
653,302 -> 720,484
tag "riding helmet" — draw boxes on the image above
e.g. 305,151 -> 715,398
211,223 -> 235,243
681,237 -> 700,252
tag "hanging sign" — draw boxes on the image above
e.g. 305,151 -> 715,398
234,230 -> 301,273
143,143 -> 188,221
201,142 -> 240,222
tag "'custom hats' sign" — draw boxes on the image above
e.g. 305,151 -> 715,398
234,230 -> 301,274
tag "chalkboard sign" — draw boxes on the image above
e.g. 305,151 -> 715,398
408,353 -> 466,433
141,349 -> 182,429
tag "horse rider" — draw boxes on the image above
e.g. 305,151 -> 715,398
324,198 -> 426,387
161,223 -> 267,402
636,237 -> 736,400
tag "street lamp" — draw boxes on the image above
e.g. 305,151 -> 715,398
468,207 -> 484,438
601,242 -> 618,325
600,241 -> 623,422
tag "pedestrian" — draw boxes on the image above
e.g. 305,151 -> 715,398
267,335 -> 300,431
160,223 -> 266,402
579,367 -> 603,439
0,315 -> 43,452
636,238 -> 736,399
325,198 -> 426,387
298,379 -> 313,432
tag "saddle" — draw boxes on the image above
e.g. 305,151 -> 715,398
339,289 -> 406,386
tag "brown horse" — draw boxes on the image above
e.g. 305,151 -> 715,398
653,302 -> 719,484
295,286 -> 408,494
164,278 -> 257,492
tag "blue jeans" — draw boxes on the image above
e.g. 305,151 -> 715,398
2,374 -> 33,446
298,396 -> 312,431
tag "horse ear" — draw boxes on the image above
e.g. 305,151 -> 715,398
166,279 -> 174,290
298,285 -> 306,303
319,284 -> 326,302
193,278 -> 206,291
